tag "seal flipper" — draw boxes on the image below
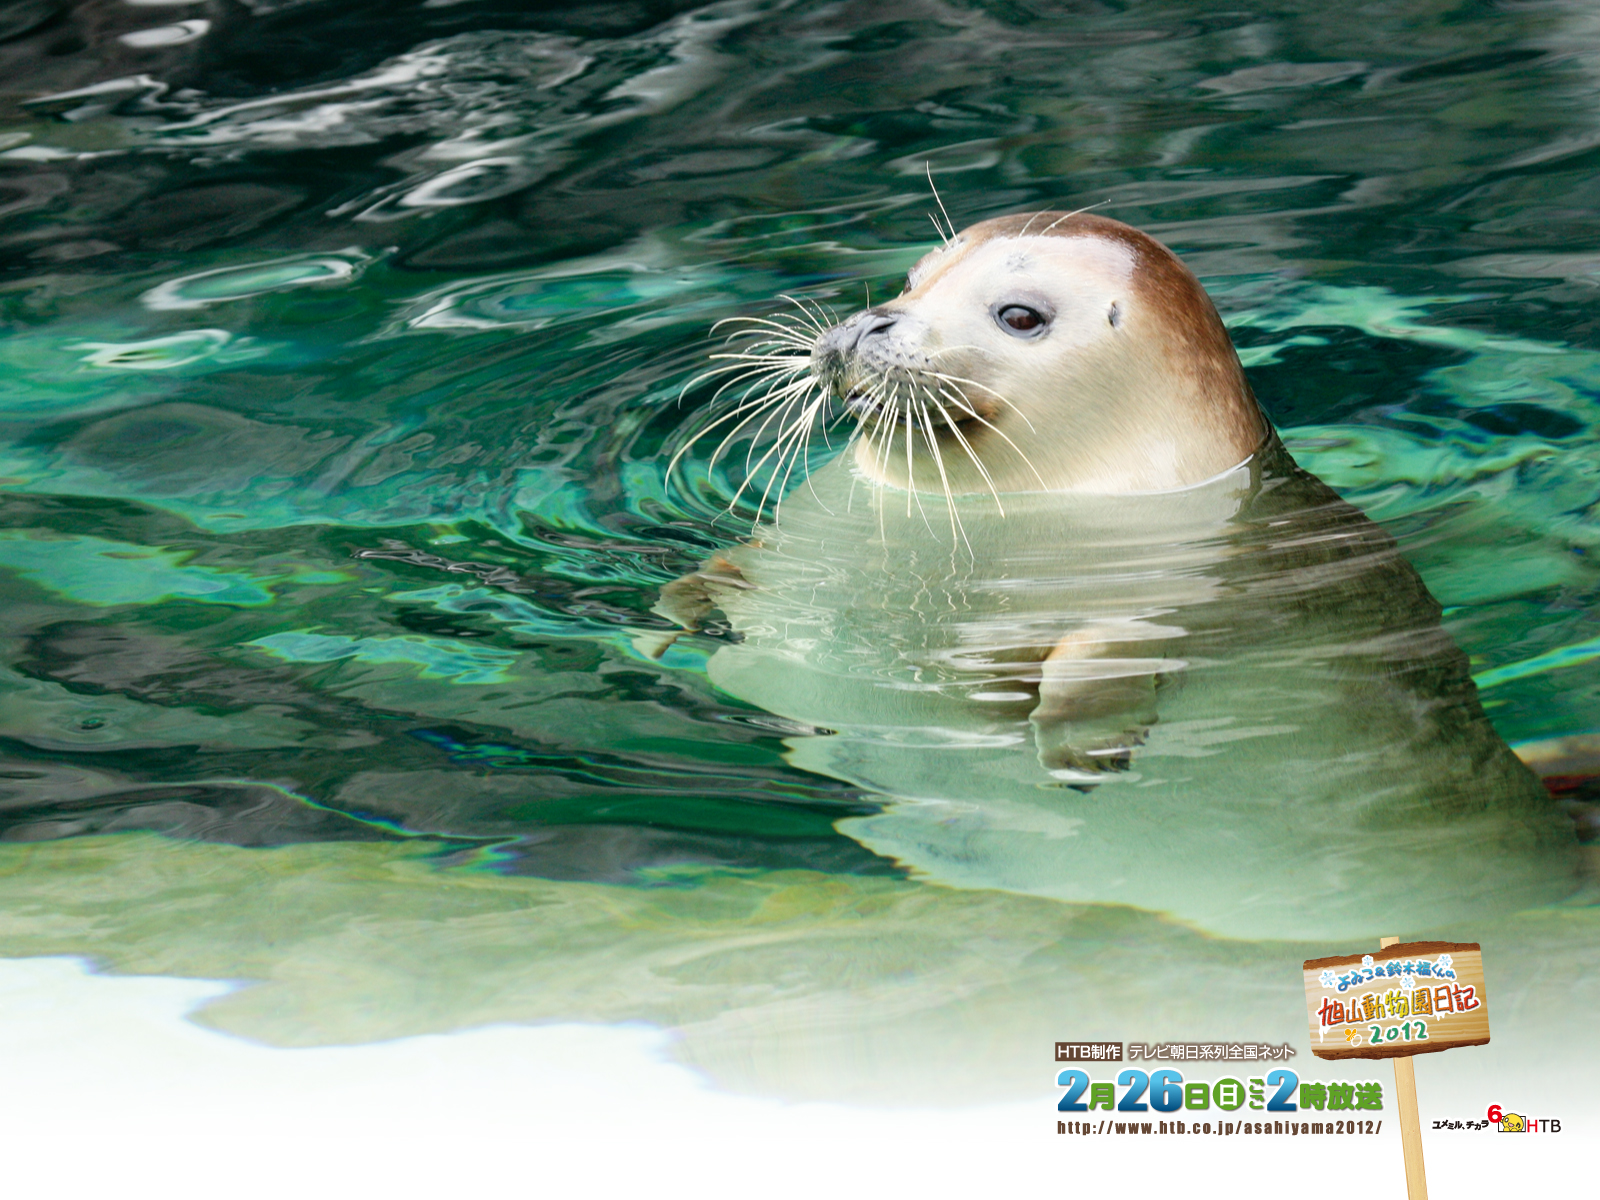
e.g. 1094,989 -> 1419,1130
1029,627 -> 1164,773
635,555 -> 751,660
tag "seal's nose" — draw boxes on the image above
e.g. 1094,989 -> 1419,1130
854,312 -> 898,346
814,309 -> 898,362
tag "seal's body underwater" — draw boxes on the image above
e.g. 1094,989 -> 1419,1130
655,213 -> 1577,941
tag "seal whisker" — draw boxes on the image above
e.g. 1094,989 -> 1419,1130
719,339 -> 808,362
860,379 -> 895,542
711,321 -> 816,353
669,370 -> 816,483
683,353 -> 788,392
716,309 -> 817,333
777,294 -> 834,338
796,393 -> 838,515
923,377 -> 988,424
895,380 -> 940,539
924,342 -> 1009,368
715,327 -> 814,348
894,376 -> 911,518
914,393 -> 972,554
931,384 -> 1008,514
714,319 -> 817,349
927,369 -> 1037,436
746,382 -> 832,523
1038,200 -> 1111,236
901,392 -> 941,536
706,351 -> 811,369
712,340 -> 812,367
868,378 -> 898,481
785,290 -> 831,323
931,382 -> 1047,490
798,294 -> 843,337
811,397 -> 844,456
826,406 -> 857,433
713,333 -> 810,352
719,337 -> 814,357
923,370 -> 1002,423
712,312 -> 800,333
737,376 -> 822,482
701,363 -> 807,389
671,369 -> 798,458
752,409 -> 808,520
881,375 -> 914,519
713,329 -> 812,351
710,338 -> 812,361
898,377 -> 928,524
696,359 -> 808,407
703,348 -> 809,369
714,327 -> 811,345
926,162 -> 955,245
736,390 -> 814,517
772,389 -> 834,519
670,398 -> 793,496
777,293 -> 827,328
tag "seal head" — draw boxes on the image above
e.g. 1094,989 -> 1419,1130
813,212 -> 1269,494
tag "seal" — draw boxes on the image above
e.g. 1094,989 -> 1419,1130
649,212 -> 1579,940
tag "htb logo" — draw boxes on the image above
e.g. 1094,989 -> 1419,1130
1488,1105 -> 1560,1133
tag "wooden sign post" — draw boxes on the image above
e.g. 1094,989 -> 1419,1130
1301,938 -> 1491,1200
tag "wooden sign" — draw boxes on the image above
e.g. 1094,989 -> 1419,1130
1302,940 -> 1489,1062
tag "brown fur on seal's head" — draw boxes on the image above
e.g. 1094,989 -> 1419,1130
813,211 -> 1270,495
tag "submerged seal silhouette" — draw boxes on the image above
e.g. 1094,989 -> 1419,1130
649,212 -> 1579,940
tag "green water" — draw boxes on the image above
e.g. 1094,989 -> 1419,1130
1,0 -> 1598,1102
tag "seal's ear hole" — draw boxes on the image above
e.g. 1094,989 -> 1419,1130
1108,301 -> 1122,328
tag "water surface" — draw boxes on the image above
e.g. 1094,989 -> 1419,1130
1,0 -> 1597,1112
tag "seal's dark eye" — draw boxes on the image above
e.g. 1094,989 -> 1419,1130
997,305 -> 1046,335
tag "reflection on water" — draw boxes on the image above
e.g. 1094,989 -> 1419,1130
681,439 -> 1576,940
1,0 -> 1598,1104
3,833 -> 1594,1112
